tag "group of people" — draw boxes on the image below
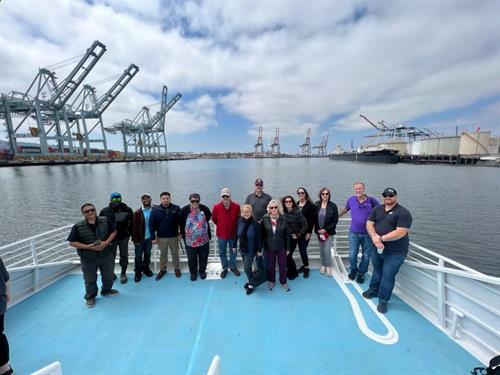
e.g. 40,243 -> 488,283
67,178 -> 412,314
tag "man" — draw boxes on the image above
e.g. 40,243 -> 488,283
149,192 -> 181,280
131,194 -> 154,282
99,192 -> 133,284
362,188 -> 413,314
244,178 -> 272,222
212,188 -> 241,278
68,203 -> 119,308
338,182 -> 380,284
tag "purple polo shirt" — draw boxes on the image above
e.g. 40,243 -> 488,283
345,195 -> 380,233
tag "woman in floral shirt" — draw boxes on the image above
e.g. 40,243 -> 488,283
179,193 -> 212,281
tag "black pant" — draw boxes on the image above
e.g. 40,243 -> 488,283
111,237 -> 130,271
80,251 -> 115,300
289,235 -> 310,267
186,243 -> 209,275
0,314 -> 9,367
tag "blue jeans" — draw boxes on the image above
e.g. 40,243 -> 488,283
134,239 -> 152,273
368,252 -> 406,302
218,238 -> 237,270
349,231 -> 375,275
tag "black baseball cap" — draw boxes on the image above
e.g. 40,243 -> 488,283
255,178 -> 264,186
382,187 -> 397,197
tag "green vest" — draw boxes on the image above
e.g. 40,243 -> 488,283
75,217 -> 113,260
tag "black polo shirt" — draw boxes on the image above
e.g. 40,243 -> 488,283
368,203 -> 412,255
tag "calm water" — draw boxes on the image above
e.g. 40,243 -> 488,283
0,158 -> 498,276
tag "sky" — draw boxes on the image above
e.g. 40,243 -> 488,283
0,0 -> 499,153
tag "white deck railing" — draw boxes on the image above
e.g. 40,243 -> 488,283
1,218 -> 498,364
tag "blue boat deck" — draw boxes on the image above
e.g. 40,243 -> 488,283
9,271 -> 480,374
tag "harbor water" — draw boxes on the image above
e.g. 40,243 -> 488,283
0,158 -> 498,276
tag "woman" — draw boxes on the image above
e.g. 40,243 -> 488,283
261,200 -> 290,291
282,196 -> 308,280
179,193 -> 212,281
0,257 -> 13,375
314,188 -> 339,276
236,205 -> 263,295
296,187 -> 317,278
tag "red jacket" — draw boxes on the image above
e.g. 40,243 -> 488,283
212,201 -> 241,240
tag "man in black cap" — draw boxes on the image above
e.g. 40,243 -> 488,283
131,194 -> 154,282
362,187 -> 413,314
244,178 -> 272,223
99,192 -> 134,284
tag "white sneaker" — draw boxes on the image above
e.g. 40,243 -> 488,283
320,266 -> 326,274
325,267 -> 333,276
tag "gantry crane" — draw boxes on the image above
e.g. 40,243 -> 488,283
269,127 -> 280,155
312,134 -> 328,156
300,128 -> 311,156
254,127 -> 264,156
0,41 -> 106,157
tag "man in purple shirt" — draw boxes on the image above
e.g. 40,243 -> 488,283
339,182 -> 380,283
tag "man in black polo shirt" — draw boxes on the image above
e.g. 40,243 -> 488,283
362,188 -> 413,314
68,203 -> 119,308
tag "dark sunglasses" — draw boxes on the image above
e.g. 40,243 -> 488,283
270,206 -> 278,209
382,194 -> 395,198
191,200 -> 200,203
222,195 -> 229,198
285,200 -> 293,203
321,193 -> 329,196
297,191 -> 305,195
83,208 -> 96,214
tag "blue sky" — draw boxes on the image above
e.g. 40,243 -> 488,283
0,0 -> 499,153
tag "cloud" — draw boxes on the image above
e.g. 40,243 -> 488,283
1,0 -> 499,152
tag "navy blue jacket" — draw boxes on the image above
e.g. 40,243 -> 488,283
149,203 -> 181,240
236,217 -> 262,256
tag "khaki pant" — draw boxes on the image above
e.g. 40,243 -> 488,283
157,237 -> 180,271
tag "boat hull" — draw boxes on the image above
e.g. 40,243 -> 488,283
329,149 -> 399,163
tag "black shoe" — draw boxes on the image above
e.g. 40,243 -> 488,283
134,272 -> 142,282
86,298 -> 96,308
155,270 -> 166,281
200,272 -> 207,280
143,268 -> 153,277
356,273 -> 365,284
362,290 -> 378,299
303,268 -> 310,278
377,300 -> 388,314
246,286 -> 254,295
297,265 -> 305,273
244,282 -> 250,290
348,271 -> 357,280
220,269 -> 228,279
101,289 -> 119,296
175,268 -> 182,278
113,273 -> 117,281
190,273 -> 197,281
230,268 -> 241,276
120,273 -> 128,284
1,366 -> 14,375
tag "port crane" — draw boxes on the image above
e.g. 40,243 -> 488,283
254,127 -> 264,156
360,114 -> 432,143
312,134 -> 328,156
300,128 -> 311,156
269,127 -> 280,155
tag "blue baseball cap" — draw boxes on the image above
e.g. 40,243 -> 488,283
110,192 -> 122,200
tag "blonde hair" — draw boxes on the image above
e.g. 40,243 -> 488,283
241,204 -> 253,215
266,199 -> 282,215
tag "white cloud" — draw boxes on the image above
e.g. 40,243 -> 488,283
1,0 -> 499,151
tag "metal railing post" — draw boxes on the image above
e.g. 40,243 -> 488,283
436,258 -> 446,329
30,238 -> 40,291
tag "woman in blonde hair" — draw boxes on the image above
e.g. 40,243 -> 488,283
261,200 -> 290,291
236,205 -> 263,295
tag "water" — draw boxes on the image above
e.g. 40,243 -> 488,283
0,158 -> 498,276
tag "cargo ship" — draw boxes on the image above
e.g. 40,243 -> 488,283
329,147 -> 400,163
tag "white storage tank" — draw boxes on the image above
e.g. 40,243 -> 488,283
459,131 -> 491,155
436,136 -> 460,155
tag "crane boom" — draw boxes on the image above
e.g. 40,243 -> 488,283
359,114 -> 381,130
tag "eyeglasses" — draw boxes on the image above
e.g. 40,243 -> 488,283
297,191 -> 305,195
270,206 -> 278,209
191,200 -> 200,203
222,195 -> 229,198
321,193 -> 329,196
285,200 -> 293,204
111,198 -> 122,202
83,208 -> 96,214
382,194 -> 395,198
